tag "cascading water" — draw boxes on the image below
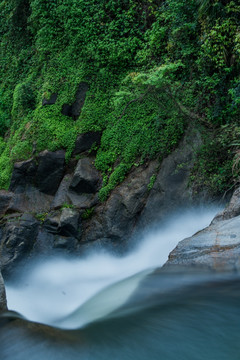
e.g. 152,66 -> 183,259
2,206 -> 240,360
5,206 -> 219,328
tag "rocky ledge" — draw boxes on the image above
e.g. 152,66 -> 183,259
166,186 -> 240,272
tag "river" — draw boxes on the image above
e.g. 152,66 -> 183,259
1,207 -> 240,359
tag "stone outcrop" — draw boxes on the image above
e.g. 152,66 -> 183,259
138,127 -> 203,228
0,214 -> 39,275
82,160 -> 159,247
9,149 -> 65,195
0,127 -> 210,274
6,150 -> 66,214
70,158 -> 101,194
0,191 -> 13,217
165,186 -> 240,272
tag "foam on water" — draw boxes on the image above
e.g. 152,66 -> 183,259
5,206 -> 220,329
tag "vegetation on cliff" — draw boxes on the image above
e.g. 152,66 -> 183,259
0,0 -> 239,198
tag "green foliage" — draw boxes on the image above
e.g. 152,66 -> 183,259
192,124 -> 240,195
0,0 -> 239,196
61,203 -> 75,210
11,82 -> 35,123
81,207 -> 95,220
148,174 -> 157,191
35,212 -> 48,223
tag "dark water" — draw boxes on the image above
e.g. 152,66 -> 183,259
1,271 -> 240,360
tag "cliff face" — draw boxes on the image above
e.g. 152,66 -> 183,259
0,127 -> 206,276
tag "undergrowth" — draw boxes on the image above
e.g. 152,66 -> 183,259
0,0 -> 239,197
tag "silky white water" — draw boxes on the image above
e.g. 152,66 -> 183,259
5,207 -> 219,329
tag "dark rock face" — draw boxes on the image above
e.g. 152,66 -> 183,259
70,158 -> 101,194
165,186 -> 240,272
0,126 -> 210,275
0,270 -> 7,311
51,174 -> 99,210
9,158 -> 37,193
73,132 -> 101,155
9,150 -> 65,196
7,189 -> 53,214
0,191 -> 13,217
42,93 -> 57,106
62,82 -> 89,120
36,150 -> 65,195
138,127 -> 203,228
83,160 -> 158,244
43,208 -> 80,239
0,214 -> 39,276
6,150 -> 65,214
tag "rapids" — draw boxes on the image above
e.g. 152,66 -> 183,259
5,207 -> 218,329
2,206 -> 240,360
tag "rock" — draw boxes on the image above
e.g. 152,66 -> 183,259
36,150 -> 65,195
138,127 -> 203,228
9,150 -> 65,196
9,158 -> 37,193
53,236 -> 79,251
31,228 -> 79,255
31,228 -> 79,257
0,214 -> 39,275
43,212 -> 60,234
31,229 -> 56,255
0,191 -> 13,217
42,93 -> 57,106
59,208 -> 80,238
70,158 -> 101,194
51,174 -> 73,209
43,208 -> 80,238
165,186 -> 240,272
51,174 -> 98,210
212,186 -> 240,224
79,127 -> 211,247
166,215 -> 240,272
62,82 -> 89,120
73,131 -> 101,155
83,160 -> 158,243
0,270 -> 7,311
7,189 -> 53,214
